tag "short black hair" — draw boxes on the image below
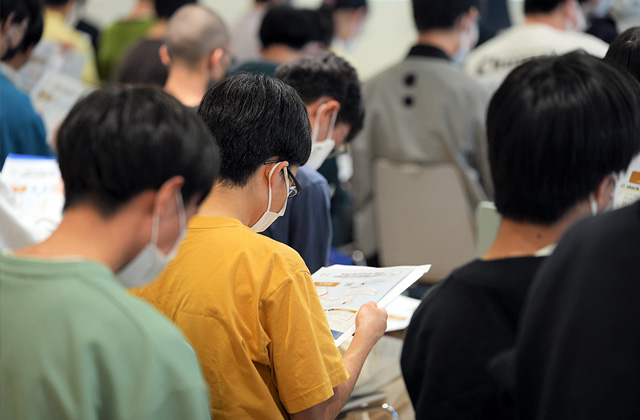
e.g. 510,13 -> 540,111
524,0 -> 568,14
154,0 -> 196,19
1,0 -> 30,24
44,0 -> 70,6
2,0 -> 43,59
320,0 -> 367,11
604,27 -> 640,83
259,5 -> 317,50
412,0 -> 480,31
487,52 -> 640,224
197,73 -> 311,186
57,86 -> 219,216
276,50 -> 364,142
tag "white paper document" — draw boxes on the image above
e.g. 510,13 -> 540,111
0,154 -> 64,223
30,71 -> 91,144
17,40 -> 88,92
313,264 -> 431,346
616,155 -> 640,208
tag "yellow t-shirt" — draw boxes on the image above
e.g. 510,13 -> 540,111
132,217 -> 348,419
43,9 -> 99,86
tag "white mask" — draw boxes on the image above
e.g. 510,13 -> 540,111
589,173 -> 618,215
306,103 -> 337,170
117,191 -> 187,288
250,164 -> 290,232
453,20 -> 479,65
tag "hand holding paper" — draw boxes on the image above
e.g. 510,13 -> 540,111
354,302 -> 388,348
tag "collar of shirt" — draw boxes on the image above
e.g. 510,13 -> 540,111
407,44 -> 450,61
0,62 -> 21,87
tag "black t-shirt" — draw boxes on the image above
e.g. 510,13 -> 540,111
515,202 -> 640,420
401,256 -> 546,420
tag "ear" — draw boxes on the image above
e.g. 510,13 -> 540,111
457,7 -> 479,31
209,47 -> 227,79
159,44 -> 171,67
264,161 -> 289,189
561,0 -> 577,21
154,175 -> 185,217
2,12 -> 15,36
593,173 -> 617,211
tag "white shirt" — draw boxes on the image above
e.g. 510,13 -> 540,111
464,23 -> 609,91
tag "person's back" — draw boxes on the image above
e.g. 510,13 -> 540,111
263,51 -> 364,273
0,86 -> 220,419
0,0 -> 54,169
133,73 -> 388,419
401,52 -> 640,420
42,0 -> 99,85
351,0 -> 492,260
97,0 -> 156,81
465,0 -> 609,89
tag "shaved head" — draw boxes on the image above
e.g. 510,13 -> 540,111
165,5 -> 229,68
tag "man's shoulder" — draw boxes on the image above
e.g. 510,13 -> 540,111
297,165 -> 329,189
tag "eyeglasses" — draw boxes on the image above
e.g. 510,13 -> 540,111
264,161 -> 302,198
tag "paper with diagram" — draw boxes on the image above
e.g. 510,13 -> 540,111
616,155 -> 640,208
313,264 -> 431,346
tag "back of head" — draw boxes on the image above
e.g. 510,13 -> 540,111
58,86 -> 220,216
44,0 -> 71,7
487,52 -> 640,224
276,50 -> 364,141
164,4 -> 228,68
154,0 -> 196,19
1,0 -> 31,24
2,0 -> 43,60
524,0 -> 566,14
197,73 -> 311,186
259,5 -> 317,50
412,0 -> 480,31
320,0 -> 367,12
604,27 -> 640,83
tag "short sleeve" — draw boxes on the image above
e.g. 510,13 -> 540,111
262,270 -> 349,414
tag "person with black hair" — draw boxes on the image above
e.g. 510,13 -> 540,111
603,28 -> 640,207
401,52 -> 640,420
319,0 -> 367,52
132,73 -> 387,420
42,0 -> 98,85
352,0 -> 493,263
115,0 -> 195,87
230,0 -> 290,63
262,50 -> 364,273
229,5 -> 322,77
510,55 -> 640,420
465,0 -> 608,90
160,4 -> 230,108
0,0 -> 53,170
0,86 -> 219,419
0,0 -> 30,59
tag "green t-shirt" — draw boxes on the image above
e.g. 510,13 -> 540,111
0,253 -> 210,420
98,18 -> 156,81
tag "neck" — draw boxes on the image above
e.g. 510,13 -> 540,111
146,20 -> 168,39
196,183 -> 261,227
12,205 -> 147,273
524,13 -> 566,30
261,45 -> 302,64
164,63 -> 209,108
127,0 -> 155,20
417,30 -> 459,58
483,206 -> 588,260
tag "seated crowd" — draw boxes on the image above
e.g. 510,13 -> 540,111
1,0 -> 640,419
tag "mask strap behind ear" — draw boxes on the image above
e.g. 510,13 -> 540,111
327,109 -> 338,140
312,103 -> 328,143
589,193 -> 598,216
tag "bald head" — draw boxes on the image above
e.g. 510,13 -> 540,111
165,5 -> 229,68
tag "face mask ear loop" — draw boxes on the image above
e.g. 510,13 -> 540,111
327,110 -> 338,141
312,103 -> 328,143
151,199 -> 161,247
176,190 -> 186,232
265,164 -> 279,213
589,193 -> 598,216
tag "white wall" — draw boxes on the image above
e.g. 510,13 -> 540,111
81,0 -> 524,81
